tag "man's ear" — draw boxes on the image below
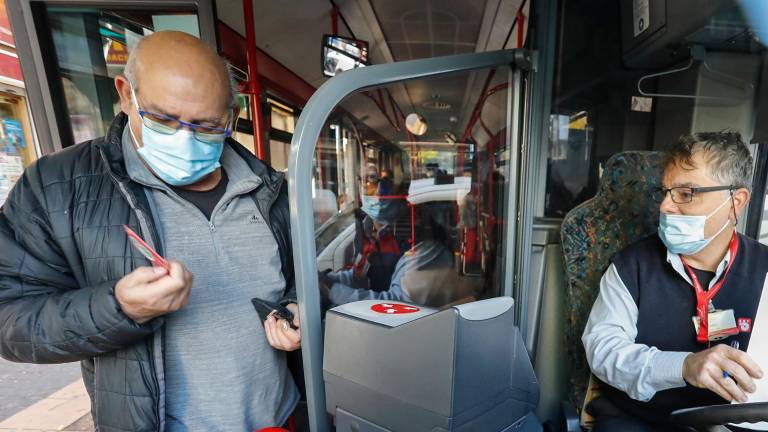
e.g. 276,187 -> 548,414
732,187 -> 751,220
114,75 -> 133,115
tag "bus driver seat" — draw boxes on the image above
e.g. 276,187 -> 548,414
560,151 -> 663,426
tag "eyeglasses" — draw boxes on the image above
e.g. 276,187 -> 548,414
656,185 -> 737,204
137,109 -> 233,144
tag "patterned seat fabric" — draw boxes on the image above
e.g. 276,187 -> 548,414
560,151 -> 664,405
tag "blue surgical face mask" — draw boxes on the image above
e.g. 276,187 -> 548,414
361,194 -> 403,225
658,196 -> 732,255
361,195 -> 383,220
128,84 -> 224,186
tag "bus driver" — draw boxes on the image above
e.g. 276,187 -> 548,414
582,132 -> 766,431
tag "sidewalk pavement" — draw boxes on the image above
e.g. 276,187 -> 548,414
0,379 -> 92,432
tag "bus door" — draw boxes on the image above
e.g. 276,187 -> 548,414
289,49 -> 533,431
7,0 -> 217,155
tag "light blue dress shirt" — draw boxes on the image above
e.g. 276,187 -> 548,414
581,248 -> 733,401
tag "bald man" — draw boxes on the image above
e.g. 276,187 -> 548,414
0,31 -> 300,431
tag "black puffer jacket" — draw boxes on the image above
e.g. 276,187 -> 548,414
0,113 -> 296,431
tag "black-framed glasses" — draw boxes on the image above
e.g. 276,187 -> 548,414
656,185 -> 737,204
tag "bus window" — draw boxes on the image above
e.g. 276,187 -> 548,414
313,123 -> 342,228
545,1 -> 766,219
314,65 -> 516,308
267,97 -> 296,171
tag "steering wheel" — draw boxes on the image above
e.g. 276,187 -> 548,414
671,402 -> 768,431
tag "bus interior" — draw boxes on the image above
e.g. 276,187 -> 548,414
7,0 -> 768,430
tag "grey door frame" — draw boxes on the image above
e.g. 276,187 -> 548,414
6,0 -> 216,155
518,0 -> 560,354
288,48 -> 532,432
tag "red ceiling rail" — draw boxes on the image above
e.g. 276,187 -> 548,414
459,1 -> 527,145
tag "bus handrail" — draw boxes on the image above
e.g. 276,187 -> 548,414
288,48 -> 531,432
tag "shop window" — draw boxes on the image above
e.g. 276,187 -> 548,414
0,93 -> 37,207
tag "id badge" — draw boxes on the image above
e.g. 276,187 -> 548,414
692,309 -> 739,341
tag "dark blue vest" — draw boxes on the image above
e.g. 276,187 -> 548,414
603,234 -> 767,422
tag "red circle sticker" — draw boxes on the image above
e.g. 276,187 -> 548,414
371,303 -> 421,314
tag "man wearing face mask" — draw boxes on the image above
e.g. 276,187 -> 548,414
0,32 -> 300,431
327,194 -> 406,294
582,132 -> 766,432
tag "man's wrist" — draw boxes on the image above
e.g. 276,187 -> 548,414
681,352 -> 694,384
651,351 -> 692,388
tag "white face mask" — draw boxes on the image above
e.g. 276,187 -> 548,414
658,196 -> 732,255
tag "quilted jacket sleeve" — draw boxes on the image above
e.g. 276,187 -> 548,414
0,162 -> 158,364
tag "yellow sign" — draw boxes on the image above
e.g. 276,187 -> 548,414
417,150 -> 439,163
106,40 -> 129,65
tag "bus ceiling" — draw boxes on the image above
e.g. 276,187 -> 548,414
215,0 -> 531,143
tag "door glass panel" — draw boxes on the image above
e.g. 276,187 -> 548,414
45,6 -> 201,147
315,66 -> 514,308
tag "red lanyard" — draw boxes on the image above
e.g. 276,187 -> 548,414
681,233 -> 739,344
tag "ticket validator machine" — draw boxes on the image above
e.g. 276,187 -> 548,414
324,297 -> 541,431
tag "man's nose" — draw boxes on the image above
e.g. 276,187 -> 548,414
659,193 -> 679,214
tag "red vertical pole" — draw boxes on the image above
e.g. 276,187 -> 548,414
331,6 -> 339,35
243,0 -> 267,160
516,8 -> 525,48
410,204 -> 416,249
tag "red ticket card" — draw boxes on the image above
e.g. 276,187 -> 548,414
123,225 -> 170,271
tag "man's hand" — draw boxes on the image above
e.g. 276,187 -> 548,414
115,262 -> 193,324
264,303 -> 301,352
683,344 -> 764,402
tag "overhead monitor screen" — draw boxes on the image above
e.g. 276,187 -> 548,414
322,34 -> 369,77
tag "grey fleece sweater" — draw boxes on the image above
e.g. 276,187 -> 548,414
122,127 -> 299,431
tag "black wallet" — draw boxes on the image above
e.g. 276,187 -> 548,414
251,298 -> 298,330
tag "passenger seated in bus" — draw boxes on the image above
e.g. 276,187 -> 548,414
582,132 -> 765,432
377,168 -> 394,196
344,195 -> 408,291
323,202 -> 479,307
425,162 -> 439,178
364,163 -> 380,195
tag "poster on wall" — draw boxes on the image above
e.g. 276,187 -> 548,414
0,152 -> 23,207
3,118 -> 25,153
